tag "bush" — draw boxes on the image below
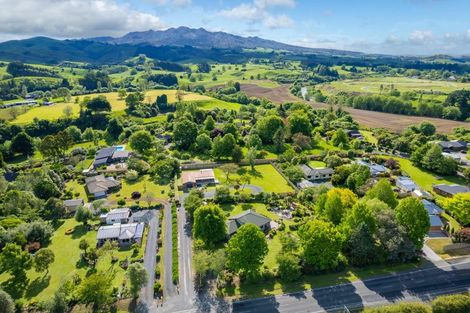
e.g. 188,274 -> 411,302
431,294 -> 470,313
452,228 -> 470,243
363,302 -> 431,313
117,199 -> 126,206
153,281 -> 162,295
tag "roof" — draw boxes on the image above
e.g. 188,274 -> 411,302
438,141 -> 467,149
429,215 -> 443,228
299,164 -> 313,176
396,176 -> 418,189
227,210 -> 271,236
112,150 -> 130,159
97,223 -> 144,240
356,160 -> 386,174
181,169 -> 216,185
93,157 -> 109,167
298,179 -> 315,189
96,147 -> 116,160
434,184 -> 470,195
85,174 -> 120,194
106,208 -> 131,221
421,199 -> 443,215
131,210 -> 152,220
312,167 -> 334,175
64,199 -> 84,207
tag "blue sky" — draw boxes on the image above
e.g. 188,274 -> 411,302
1,0 -> 470,55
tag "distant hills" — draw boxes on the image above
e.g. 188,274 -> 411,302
90,26 -> 360,56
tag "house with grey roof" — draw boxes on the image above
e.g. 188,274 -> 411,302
63,199 -> 84,214
422,199 -> 444,232
438,140 -> 468,153
93,147 -> 130,169
100,208 -> 131,225
396,176 -> 418,192
300,164 -> 334,181
85,174 -> 121,199
96,223 -> 145,247
433,184 -> 470,197
357,160 -> 387,177
227,210 -> 272,237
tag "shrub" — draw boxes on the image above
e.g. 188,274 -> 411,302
452,228 -> 470,243
117,199 -> 126,206
431,294 -> 470,313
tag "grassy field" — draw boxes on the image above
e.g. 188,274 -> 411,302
65,179 -> 88,201
10,90 -> 212,124
108,175 -> 170,207
426,238 -> 470,259
214,164 -> 294,194
308,160 -> 327,168
0,218 -> 145,303
317,76 -> 470,95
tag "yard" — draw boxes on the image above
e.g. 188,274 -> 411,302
108,175 -> 170,207
308,160 -> 327,168
426,238 -> 470,259
0,218 -> 145,303
214,164 -> 294,194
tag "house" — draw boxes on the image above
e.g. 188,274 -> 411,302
96,223 -> 145,247
396,176 -> 419,192
93,146 -> 130,169
422,200 -> 444,232
131,210 -> 153,223
100,208 -> 131,225
63,199 -> 84,214
357,160 -> 387,177
433,184 -> 470,197
181,169 -> 217,188
438,141 -> 468,153
300,164 -> 334,181
347,130 -> 364,140
85,174 -> 121,199
227,210 -> 272,237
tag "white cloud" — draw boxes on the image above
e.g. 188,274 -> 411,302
264,15 -> 294,29
409,30 -> 434,44
0,0 -> 164,39
146,0 -> 192,7
219,0 -> 294,29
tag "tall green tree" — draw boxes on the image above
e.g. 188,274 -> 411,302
0,289 -> 14,313
395,197 -> 430,249
226,224 -> 268,276
75,206 -> 93,226
129,130 -> 154,154
366,179 -> 398,209
126,262 -> 148,298
173,119 -> 198,150
86,96 -> 111,112
11,132 -> 35,156
256,115 -> 284,144
79,271 -> 114,310
193,204 -> 227,245
287,112 -> 312,136
34,248 -> 55,274
0,243 -> 32,280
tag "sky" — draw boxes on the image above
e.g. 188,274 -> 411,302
1,0 -> 470,55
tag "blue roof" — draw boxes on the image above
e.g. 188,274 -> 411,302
422,199 -> 443,215
429,215 -> 443,227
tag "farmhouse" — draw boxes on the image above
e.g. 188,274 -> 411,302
438,141 -> 468,153
433,184 -> 470,197
63,199 -> 84,214
300,164 -> 334,181
227,210 -> 272,237
96,223 -> 145,247
181,169 -> 217,188
85,174 -> 121,199
100,208 -> 131,225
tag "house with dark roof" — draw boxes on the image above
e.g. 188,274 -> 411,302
433,184 -> 470,197
85,174 -> 121,199
347,130 -> 364,140
438,141 -> 468,153
227,210 -> 272,237
63,199 -> 84,214
181,169 -> 217,188
96,223 -> 145,247
300,164 -> 334,181
93,147 -> 130,169
100,208 -> 131,225
357,160 -> 387,177
422,200 -> 444,232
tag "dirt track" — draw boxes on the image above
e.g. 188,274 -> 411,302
241,83 -> 470,134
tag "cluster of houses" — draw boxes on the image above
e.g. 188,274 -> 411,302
438,140 -> 470,166
96,208 -> 150,247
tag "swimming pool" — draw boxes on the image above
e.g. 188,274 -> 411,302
114,145 -> 125,151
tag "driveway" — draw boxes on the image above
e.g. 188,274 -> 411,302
140,210 -> 159,310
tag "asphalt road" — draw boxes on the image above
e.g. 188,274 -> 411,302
163,201 -> 176,299
232,259 -> 470,313
140,210 -> 159,311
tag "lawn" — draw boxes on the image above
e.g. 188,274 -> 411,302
308,160 -> 326,168
360,130 -> 378,144
214,164 -> 294,194
0,218 -> 144,303
426,238 -> 470,259
65,179 -> 88,201
11,90 -> 212,124
108,175 -> 170,207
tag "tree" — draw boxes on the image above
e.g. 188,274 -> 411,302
41,197 -> 66,220
79,239 -> 90,254
127,262 -> 148,298
79,271 -> 114,310
75,206 -> 93,226
246,148 -> 257,170
174,119 -> 198,150
343,200 -> 376,234
212,133 -> 236,159
0,243 -> 32,280
226,224 -> 268,276
195,133 -> 212,154
395,197 -> 430,249
284,166 -> 304,184
298,219 -> 343,271
331,129 -> 348,147
219,163 -> 239,183
319,188 -> 357,225
366,179 -> 398,208
445,193 -> 470,225
118,88 -> 127,100
86,96 -> 111,112
276,252 -> 301,282
214,185 -> 231,203
419,121 -> 436,136
184,189 -> 204,219
193,204 -> 227,245
246,133 -> 262,149
288,112 -> 312,136
129,130 -> 154,154
193,249 -> 226,287
431,294 -> 470,313
344,223 -> 377,267
107,118 -> 124,139
256,115 -> 284,144
204,115 -> 216,131
0,289 -> 14,313
34,248 -> 55,274
11,132 -> 34,156
231,145 -> 244,163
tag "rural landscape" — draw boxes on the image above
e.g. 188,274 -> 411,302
0,1 -> 469,313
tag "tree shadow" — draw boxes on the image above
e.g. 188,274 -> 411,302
1,276 -> 29,299
312,282 -> 363,312
71,224 -> 89,239
232,295 -> 280,313
25,275 -> 51,299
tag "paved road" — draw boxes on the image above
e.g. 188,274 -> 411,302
233,258 -> 470,313
140,210 -> 159,311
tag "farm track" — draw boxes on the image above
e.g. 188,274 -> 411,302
241,83 -> 470,133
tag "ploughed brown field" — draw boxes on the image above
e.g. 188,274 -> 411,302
241,84 -> 470,134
